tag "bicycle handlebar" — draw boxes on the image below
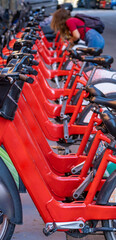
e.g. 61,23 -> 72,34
30,59 -> 39,65
19,74 -> 34,83
21,65 -> 38,76
0,74 -> 13,84
68,49 -> 82,61
0,72 -> 34,84
23,48 -> 37,54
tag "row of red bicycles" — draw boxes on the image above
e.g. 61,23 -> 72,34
0,5 -> 116,240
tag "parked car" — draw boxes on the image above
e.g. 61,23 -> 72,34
25,0 -> 58,14
58,2 -> 73,11
77,0 -> 86,8
99,0 -> 111,8
111,0 -> 116,8
77,0 -> 99,8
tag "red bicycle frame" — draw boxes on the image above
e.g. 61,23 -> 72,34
0,118 -> 115,225
0,31 -> 24,66
0,25 -> 116,235
22,82 -> 87,141
17,93 -> 110,176
13,106 -> 109,200
37,27 -> 62,49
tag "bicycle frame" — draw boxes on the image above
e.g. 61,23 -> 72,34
35,37 -> 67,58
0,30 -> 24,66
17,94 -> 111,178
0,73 -> 109,198
37,27 -> 61,49
0,118 -> 115,225
34,46 -> 88,83
22,82 -> 87,141
25,74 -> 87,118
0,17 -> 116,238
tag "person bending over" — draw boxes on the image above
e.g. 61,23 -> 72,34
51,8 -> 105,49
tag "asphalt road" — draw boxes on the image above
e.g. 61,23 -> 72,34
13,9 -> 116,240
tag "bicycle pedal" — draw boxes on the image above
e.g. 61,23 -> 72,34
73,171 -> 93,199
71,161 -> 85,174
43,223 -> 57,236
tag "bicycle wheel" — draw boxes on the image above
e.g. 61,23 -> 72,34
0,214 -> 15,240
102,185 -> 116,240
103,219 -> 116,240
66,232 -> 86,239
76,79 -> 116,124
76,88 -> 116,165
72,78 -> 116,106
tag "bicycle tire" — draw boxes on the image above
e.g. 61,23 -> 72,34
76,79 -> 116,124
101,171 -> 116,240
0,215 -> 15,240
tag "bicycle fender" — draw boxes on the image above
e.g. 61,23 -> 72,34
0,157 -> 22,224
96,169 -> 116,205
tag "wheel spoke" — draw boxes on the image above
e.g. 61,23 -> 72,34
0,216 -> 8,239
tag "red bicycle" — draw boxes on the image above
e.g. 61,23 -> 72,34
0,60 -> 115,240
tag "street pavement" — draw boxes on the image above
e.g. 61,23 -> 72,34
13,9 -> 116,240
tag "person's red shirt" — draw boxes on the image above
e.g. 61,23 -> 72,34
66,17 -> 91,40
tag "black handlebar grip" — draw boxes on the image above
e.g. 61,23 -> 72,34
30,49 -> 37,54
26,77 -> 34,83
21,65 -> 38,76
30,69 -> 38,76
31,60 -> 39,66
37,36 -> 41,40
35,28 -> 40,31
19,74 -> 34,83
29,36 -> 36,41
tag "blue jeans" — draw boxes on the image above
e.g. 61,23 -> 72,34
85,29 -> 105,49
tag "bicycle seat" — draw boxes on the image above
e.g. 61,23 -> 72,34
86,85 -> 106,98
91,96 -> 116,110
100,110 -> 116,138
76,47 -> 102,56
80,55 -> 114,67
